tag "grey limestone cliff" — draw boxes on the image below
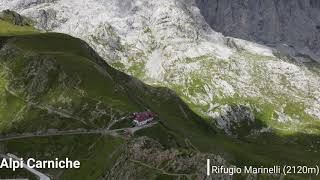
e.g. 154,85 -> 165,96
196,0 -> 320,62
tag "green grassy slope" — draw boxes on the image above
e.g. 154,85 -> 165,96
0,34 -> 141,133
0,22 -> 218,179
0,20 -> 38,36
0,14 -> 319,180
0,10 -> 38,36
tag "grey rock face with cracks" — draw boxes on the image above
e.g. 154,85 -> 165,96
196,0 -> 320,62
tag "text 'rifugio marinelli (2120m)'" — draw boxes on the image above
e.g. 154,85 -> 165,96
206,159 -> 320,176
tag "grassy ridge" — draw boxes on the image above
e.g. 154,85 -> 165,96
1,134 -> 124,179
0,16 -> 319,180
0,20 -> 38,36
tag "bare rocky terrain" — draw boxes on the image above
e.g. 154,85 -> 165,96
196,0 -> 320,62
0,1 -> 320,179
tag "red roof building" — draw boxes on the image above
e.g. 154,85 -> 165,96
132,111 -> 155,126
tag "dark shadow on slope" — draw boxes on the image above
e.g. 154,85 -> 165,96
0,37 -> 9,49
0,33 -> 217,147
1,32 -> 320,179
195,0 -> 320,64
206,103 -> 320,173
67,33 -> 320,172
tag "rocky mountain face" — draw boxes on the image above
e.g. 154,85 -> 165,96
196,0 -> 320,62
1,5 -> 320,180
0,17 -> 228,179
1,0 -> 320,137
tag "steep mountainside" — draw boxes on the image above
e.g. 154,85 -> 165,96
0,15 -> 234,179
1,0 -> 319,137
196,0 -> 320,62
0,10 -> 320,180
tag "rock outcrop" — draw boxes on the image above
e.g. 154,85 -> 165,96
0,9 -> 33,26
1,0 -> 319,135
106,137 -> 232,180
211,104 -> 264,137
